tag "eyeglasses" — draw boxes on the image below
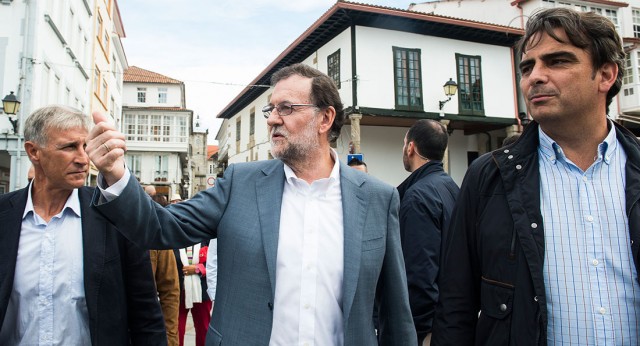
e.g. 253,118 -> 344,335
262,102 -> 318,118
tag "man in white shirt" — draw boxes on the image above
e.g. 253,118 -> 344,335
0,105 -> 166,345
86,63 -> 416,345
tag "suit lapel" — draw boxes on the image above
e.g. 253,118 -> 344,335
256,162 -> 285,296
0,189 -> 28,326
339,163 -> 368,323
78,186 -> 105,332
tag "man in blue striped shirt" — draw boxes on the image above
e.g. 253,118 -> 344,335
433,8 -> 640,345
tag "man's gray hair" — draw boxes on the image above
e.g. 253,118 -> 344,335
24,105 -> 90,146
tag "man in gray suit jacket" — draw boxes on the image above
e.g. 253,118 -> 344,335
86,63 -> 417,345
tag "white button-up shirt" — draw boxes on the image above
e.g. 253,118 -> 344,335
269,150 -> 345,346
0,186 -> 90,345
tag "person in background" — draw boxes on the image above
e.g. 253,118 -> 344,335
175,241 -> 211,346
170,193 -> 182,205
501,133 -> 521,147
144,185 -> 157,197
86,62 -> 416,345
432,8 -> 640,345
347,157 -> 368,173
398,119 -> 459,345
151,194 -> 181,346
0,105 -> 166,345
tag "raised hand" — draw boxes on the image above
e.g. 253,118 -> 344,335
86,112 -> 127,186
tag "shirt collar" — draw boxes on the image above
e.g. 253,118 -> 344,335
537,119 -> 617,166
283,148 -> 341,190
23,184 -> 82,220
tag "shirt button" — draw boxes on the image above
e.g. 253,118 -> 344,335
508,155 -> 514,159
533,296 -> 539,302
599,307 -> 606,315
586,215 -> 594,222
531,223 -> 538,229
516,164 -> 522,170
583,176 -> 588,182
500,304 -> 507,312
504,149 -> 510,153
592,259 -> 599,266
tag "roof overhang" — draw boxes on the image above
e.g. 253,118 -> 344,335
511,0 -> 628,7
217,0 -> 523,120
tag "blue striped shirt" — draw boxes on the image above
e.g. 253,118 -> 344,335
539,124 -> 640,345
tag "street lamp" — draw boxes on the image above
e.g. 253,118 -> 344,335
518,112 -> 530,127
2,91 -> 21,133
438,78 -> 458,110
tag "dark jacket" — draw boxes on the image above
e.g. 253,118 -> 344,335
432,121 -> 640,345
0,186 -> 167,345
397,161 -> 459,343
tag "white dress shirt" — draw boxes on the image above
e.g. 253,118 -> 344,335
0,186 -> 90,345
206,239 -> 218,301
269,150 -> 345,346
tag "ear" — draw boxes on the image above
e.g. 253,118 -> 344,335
318,106 -> 336,136
597,62 -> 618,94
24,141 -> 40,163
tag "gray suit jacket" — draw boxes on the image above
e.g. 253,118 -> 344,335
93,159 -> 416,345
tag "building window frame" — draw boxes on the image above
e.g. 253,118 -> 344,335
137,87 -> 147,103
158,87 -> 168,103
328,49 -> 341,89
392,46 -> 423,111
456,53 -> 485,116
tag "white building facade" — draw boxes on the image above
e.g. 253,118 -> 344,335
122,66 -> 193,199
0,0 -> 98,193
410,0 -> 640,127
216,1 -> 523,186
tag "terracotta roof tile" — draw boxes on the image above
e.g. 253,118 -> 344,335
124,66 -> 183,84
207,145 -> 219,159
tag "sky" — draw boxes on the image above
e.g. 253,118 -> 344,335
117,0 -> 416,143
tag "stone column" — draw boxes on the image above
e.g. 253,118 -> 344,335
440,119 -> 450,173
350,113 -> 362,153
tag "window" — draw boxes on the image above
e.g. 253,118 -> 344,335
236,118 -> 241,142
151,115 -> 162,141
456,54 -> 484,115
249,108 -> 255,136
393,47 -> 423,111
125,154 -> 141,178
604,9 -> 618,30
155,155 -> 169,181
328,49 -> 341,89
158,87 -> 168,103
97,14 -> 103,43
624,54 -> 633,85
94,66 -> 100,97
137,87 -> 146,103
101,79 -> 108,102
634,9 -> 640,38
123,113 -> 187,142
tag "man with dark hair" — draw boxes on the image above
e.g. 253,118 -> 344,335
347,157 -> 368,173
398,119 -> 458,345
432,8 -> 639,345
0,105 -> 166,345
86,63 -> 416,345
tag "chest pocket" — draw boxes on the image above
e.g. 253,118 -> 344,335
476,277 -> 514,344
